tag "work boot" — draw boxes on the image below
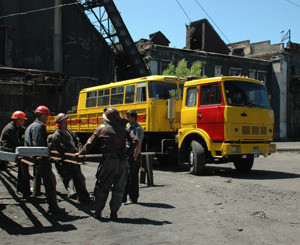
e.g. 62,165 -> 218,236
94,210 -> 102,220
110,212 -> 118,221
79,196 -> 94,204
47,206 -> 65,215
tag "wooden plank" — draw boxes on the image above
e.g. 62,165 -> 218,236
21,158 -> 34,166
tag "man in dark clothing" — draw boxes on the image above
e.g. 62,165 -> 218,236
123,109 -> 144,204
48,113 -> 91,202
0,111 -> 29,196
24,105 -> 65,215
77,107 -> 138,221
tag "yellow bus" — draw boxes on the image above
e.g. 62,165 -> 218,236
46,75 -> 186,157
178,76 -> 276,174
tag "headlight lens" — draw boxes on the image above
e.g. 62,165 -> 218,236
232,146 -> 239,153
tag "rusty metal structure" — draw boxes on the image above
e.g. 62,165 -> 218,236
81,0 -> 150,79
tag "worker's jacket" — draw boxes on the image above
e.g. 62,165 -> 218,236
0,121 -> 25,152
24,120 -> 47,147
49,128 -> 82,154
79,122 -> 138,156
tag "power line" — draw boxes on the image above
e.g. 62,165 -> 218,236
194,0 -> 231,44
175,0 -> 192,23
0,2 -> 79,20
285,0 -> 300,7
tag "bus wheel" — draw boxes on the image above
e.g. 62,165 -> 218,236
189,140 -> 206,175
233,155 -> 254,173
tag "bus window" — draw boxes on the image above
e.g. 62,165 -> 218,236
111,86 -> 124,105
125,85 -> 135,104
179,84 -> 184,100
86,91 -> 97,108
186,87 -> 197,107
148,81 -> 179,100
97,88 -> 110,107
200,84 -> 222,105
136,82 -> 147,102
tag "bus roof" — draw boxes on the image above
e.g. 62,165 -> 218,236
81,75 -> 186,93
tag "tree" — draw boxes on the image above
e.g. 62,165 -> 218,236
163,58 -> 206,79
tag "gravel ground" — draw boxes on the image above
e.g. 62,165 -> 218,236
0,151 -> 299,245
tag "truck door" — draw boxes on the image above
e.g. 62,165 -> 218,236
197,83 -> 225,141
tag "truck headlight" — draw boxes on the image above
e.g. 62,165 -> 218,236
232,146 -> 239,153
269,145 -> 275,152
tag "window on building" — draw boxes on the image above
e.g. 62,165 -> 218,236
200,84 -> 222,105
229,68 -> 242,76
257,71 -> 267,83
136,82 -> 147,102
185,87 -> 198,107
125,85 -> 135,104
86,91 -> 97,108
215,66 -> 222,76
111,86 -> 124,105
97,88 -> 110,107
249,70 -> 256,79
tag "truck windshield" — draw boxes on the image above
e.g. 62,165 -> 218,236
148,81 -> 179,100
224,80 -> 270,109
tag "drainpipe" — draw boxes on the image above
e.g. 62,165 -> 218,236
53,0 -> 62,72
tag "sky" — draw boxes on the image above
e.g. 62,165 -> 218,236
112,0 -> 300,49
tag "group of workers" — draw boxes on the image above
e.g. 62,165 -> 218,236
0,105 -> 144,221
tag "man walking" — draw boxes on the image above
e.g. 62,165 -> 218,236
123,109 -> 144,204
77,107 -> 138,221
49,113 -> 91,203
0,111 -> 30,197
24,105 -> 65,215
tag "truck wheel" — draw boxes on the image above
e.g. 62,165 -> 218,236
188,140 -> 206,175
233,155 -> 254,173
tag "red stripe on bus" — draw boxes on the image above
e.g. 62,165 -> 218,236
80,119 -> 88,124
89,118 -> 98,124
70,119 -> 80,125
137,114 -> 146,122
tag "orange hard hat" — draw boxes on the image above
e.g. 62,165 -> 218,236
11,111 -> 27,120
34,105 -> 51,115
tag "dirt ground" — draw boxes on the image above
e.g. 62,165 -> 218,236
0,152 -> 299,245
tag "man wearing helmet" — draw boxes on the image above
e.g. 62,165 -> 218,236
77,107 -> 138,221
48,113 -> 91,203
24,105 -> 65,215
0,111 -> 30,197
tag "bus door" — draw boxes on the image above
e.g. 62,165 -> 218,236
197,83 -> 225,141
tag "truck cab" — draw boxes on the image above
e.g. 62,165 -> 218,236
178,76 -> 276,174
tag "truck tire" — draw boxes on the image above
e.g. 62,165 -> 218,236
233,155 -> 254,173
189,140 -> 206,175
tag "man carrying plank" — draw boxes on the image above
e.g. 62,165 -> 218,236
24,105 -> 65,215
48,113 -> 91,203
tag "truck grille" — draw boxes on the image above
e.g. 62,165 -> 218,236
242,126 -> 267,135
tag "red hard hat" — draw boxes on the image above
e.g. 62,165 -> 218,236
34,105 -> 51,115
11,111 -> 27,120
